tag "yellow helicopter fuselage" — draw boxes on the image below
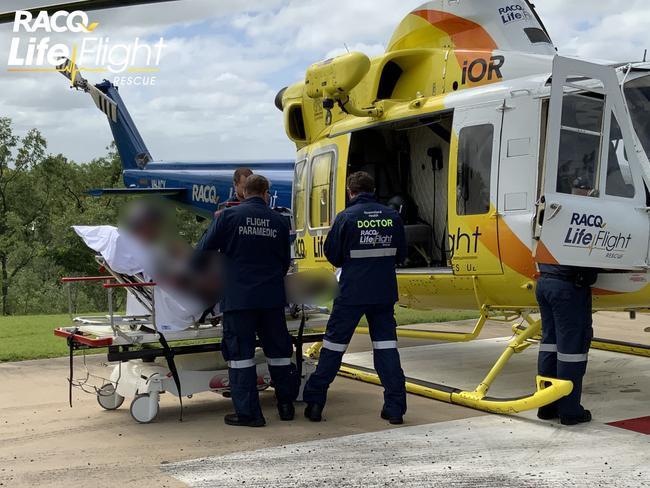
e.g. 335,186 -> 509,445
279,0 -> 650,314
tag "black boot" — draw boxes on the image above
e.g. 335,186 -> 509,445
277,402 -> 295,421
560,409 -> 592,426
304,403 -> 323,422
224,413 -> 266,427
537,403 -> 559,420
381,409 -> 404,425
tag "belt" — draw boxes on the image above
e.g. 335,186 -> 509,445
540,272 -> 594,288
539,272 -> 578,282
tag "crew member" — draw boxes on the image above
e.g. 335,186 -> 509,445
196,174 -> 298,427
214,168 -> 254,218
303,171 -> 408,424
536,263 -> 597,425
227,167 -> 253,204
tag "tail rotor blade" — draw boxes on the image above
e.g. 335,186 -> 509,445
57,57 -> 118,123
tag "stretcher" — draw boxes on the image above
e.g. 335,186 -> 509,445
55,255 -> 328,423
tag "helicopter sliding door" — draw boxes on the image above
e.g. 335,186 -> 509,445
535,56 -> 650,270
449,103 -> 504,275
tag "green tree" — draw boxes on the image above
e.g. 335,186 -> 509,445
0,118 -> 48,315
0,117 -> 208,316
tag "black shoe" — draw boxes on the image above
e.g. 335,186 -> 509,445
381,410 -> 404,425
537,404 -> 559,420
560,409 -> 592,426
278,402 -> 295,421
224,413 -> 266,427
304,403 -> 323,422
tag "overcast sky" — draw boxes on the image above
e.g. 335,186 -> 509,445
1,0 -> 649,163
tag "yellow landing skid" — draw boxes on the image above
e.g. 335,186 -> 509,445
339,366 -> 572,415
340,310 -> 573,414
591,338 -> 650,358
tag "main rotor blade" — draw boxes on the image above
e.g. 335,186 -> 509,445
0,0 -> 178,24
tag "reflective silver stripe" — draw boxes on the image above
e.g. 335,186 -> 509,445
539,344 -> 558,353
227,358 -> 256,369
557,352 -> 589,363
322,339 -> 348,352
267,357 -> 292,366
372,340 -> 398,350
350,248 -> 397,259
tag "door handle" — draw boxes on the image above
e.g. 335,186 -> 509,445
547,203 -> 562,221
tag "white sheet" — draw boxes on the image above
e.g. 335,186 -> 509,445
72,225 -> 206,331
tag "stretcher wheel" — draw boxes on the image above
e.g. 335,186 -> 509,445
130,394 -> 159,423
97,383 -> 124,410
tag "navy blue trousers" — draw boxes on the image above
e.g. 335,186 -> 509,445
536,276 -> 593,417
303,299 -> 407,417
222,308 -> 299,420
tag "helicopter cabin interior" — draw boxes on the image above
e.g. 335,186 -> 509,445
346,112 -> 455,270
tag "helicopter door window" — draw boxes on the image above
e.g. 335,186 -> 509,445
309,151 -> 335,229
457,124 -> 494,215
624,76 -> 650,163
556,93 -> 605,197
605,114 -> 635,198
293,159 -> 307,233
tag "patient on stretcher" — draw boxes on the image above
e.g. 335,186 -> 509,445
73,202 -> 222,331
73,200 -> 336,332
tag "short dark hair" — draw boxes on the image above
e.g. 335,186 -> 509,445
233,167 -> 253,184
244,174 -> 270,197
347,171 -> 375,194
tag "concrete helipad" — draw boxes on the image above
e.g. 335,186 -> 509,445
164,329 -> 650,487
1,312 -> 649,487
164,415 -> 650,487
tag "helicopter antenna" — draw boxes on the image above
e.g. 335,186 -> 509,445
644,49 -> 647,62
344,43 -> 350,54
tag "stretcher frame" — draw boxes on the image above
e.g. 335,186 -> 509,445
55,256 -> 328,423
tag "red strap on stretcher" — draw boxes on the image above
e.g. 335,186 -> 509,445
54,328 -> 114,347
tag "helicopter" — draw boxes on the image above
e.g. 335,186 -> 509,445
3,0 -> 650,414
274,0 -> 650,411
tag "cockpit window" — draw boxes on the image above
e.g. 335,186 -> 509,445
524,27 -> 552,45
624,76 -> 650,162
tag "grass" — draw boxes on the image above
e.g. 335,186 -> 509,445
0,308 -> 477,362
0,314 -> 81,362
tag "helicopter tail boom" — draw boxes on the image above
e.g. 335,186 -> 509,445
57,57 -> 152,171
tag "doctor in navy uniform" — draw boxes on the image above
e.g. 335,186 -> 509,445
196,174 -> 298,427
303,171 -> 408,424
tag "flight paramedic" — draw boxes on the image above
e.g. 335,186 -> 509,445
303,171 -> 408,424
536,263 -> 597,425
195,174 -> 298,427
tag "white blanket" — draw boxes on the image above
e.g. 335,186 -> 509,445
72,225 -> 207,331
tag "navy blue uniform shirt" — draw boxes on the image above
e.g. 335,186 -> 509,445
325,193 -> 407,305
195,196 -> 291,312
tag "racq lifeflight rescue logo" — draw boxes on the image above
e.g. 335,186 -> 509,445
498,4 -> 531,25
7,10 -> 165,86
564,212 -> 632,260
